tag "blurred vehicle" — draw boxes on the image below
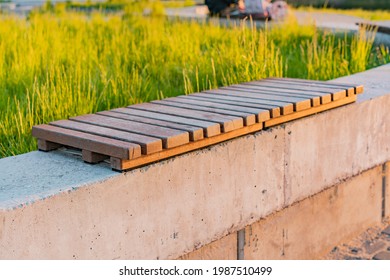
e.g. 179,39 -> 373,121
205,0 -> 288,20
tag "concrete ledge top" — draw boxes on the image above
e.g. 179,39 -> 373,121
333,63 -> 390,102
0,150 -> 117,210
0,63 -> 389,210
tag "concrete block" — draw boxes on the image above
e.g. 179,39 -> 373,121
243,166 -> 383,259
284,94 -> 390,205
0,127 -> 285,259
177,233 -> 237,260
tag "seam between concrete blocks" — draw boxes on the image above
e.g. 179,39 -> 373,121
237,229 -> 245,260
382,163 -> 387,220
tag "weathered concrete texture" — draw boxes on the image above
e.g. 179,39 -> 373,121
283,63 -> 390,205
0,129 -> 285,259
243,166 -> 383,259
335,63 -> 390,102
0,150 -> 117,210
283,93 -> 390,205
177,233 -> 237,260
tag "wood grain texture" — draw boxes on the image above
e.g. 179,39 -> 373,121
32,124 -> 141,160
51,119 -> 163,155
31,78 -> 363,171
152,99 -> 257,126
193,92 -> 293,115
169,95 -> 270,122
97,110 -> 204,142
219,86 -> 313,111
183,94 -> 281,118
246,80 -> 347,101
264,94 -> 357,127
112,93 -> 357,171
266,77 -> 363,95
111,107 -> 221,138
70,114 -> 189,149
130,102 -> 244,133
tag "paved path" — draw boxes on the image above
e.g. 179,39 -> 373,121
166,6 -> 390,33
324,219 -> 390,260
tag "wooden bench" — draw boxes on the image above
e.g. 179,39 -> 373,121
32,78 -> 363,171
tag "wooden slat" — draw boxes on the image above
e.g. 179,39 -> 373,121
37,139 -> 62,151
264,94 -> 357,127
70,114 -> 189,149
169,95 -> 270,122
253,81 -> 353,101
51,119 -> 163,155
219,87 -> 312,111
129,103 -> 244,133
152,99 -> 256,126
200,90 -> 295,114
243,81 -> 332,105
182,94 -> 281,118
110,121 -> 264,171
263,78 -> 355,96
32,124 -> 141,160
245,81 -> 332,107
112,92 -> 357,171
97,110 -> 204,142
266,77 -> 363,95
110,107 -> 221,138
31,77 -> 363,171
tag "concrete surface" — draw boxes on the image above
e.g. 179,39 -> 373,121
177,165 -> 386,260
0,150 -> 116,210
325,219 -> 390,260
178,232 -> 237,260
243,166 -> 383,259
0,129 -> 286,259
284,93 -> 390,204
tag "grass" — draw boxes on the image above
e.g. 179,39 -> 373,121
0,8 -> 389,158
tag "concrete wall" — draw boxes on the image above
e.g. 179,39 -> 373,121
182,164 -> 385,260
0,64 -> 389,259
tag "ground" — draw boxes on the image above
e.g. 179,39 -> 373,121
325,219 -> 390,260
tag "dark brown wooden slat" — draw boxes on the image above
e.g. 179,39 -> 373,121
230,84 -> 322,107
188,93 -> 283,117
170,95 -> 270,122
250,80 -> 347,101
129,103 -> 244,133
266,77 -> 363,95
219,86 -> 312,111
70,114 -> 189,149
202,89 -> 297,114
243,81 -> 332,105
97,110 -> 204,142
37,139 -> 62,151
50,120 -> 163,155
32,124 -> 141,160
152,99 -> 256,126
110,107 -> 221,138
238,82 -> 326,107
183,94 -> 281,118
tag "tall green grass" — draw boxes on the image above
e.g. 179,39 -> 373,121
0,11 -> 389,158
